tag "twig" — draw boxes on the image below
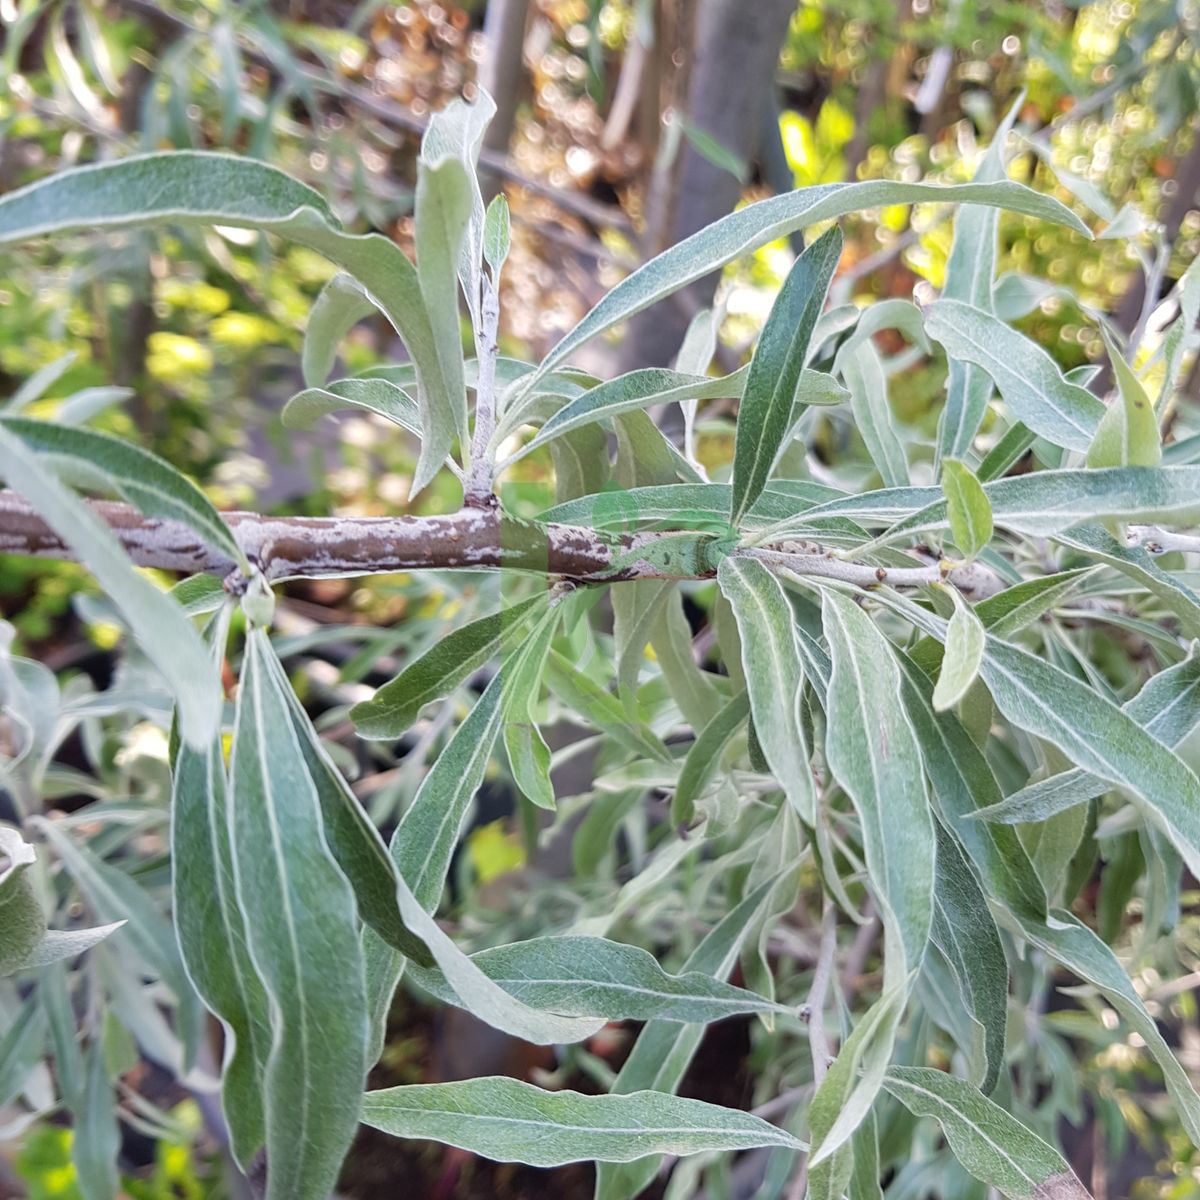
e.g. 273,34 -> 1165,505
1126,525 -> 1200,556
1128,236 -> 1173,362
1026,43 -> 1177,149
464,275 -> 502,506
752,546 -> 1006,600
788,902 -> 839,1200
802,902 -> 839,1087
751,1085 -> 814,1123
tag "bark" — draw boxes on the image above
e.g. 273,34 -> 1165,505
1115,133 -> 1200,335
1097,132 -> 1200,397
0,490 -> 1005,597
615,0 -> 797,372
844,2 -> 915,180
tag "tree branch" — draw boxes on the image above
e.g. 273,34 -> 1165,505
0,489 -> 1013,598
1126,524 -> 1200,556
0,491 -> 667,586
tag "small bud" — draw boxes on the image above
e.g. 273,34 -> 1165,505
240,573 -> 276,628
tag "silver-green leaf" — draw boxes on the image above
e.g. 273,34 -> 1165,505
361,1077 -> 803,1166
882,1067 -> 1091,1199
731,226 -> 843,524
925,301 -> 1104,452
531,179 -> 1090,387
407,934 -> 785,1024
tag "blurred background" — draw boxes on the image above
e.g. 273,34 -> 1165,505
1,1 -> 1199,1196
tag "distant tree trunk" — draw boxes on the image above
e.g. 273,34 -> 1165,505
1115,133 -> 1200,335
478,0 -> 531,199
1100,132 -> 1200,397
614,0 -> 796,372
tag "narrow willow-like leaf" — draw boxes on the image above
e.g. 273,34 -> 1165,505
595,876 -> 784,1200
369,662 -> 605,1047
821,590 -> 934,975
738,804 -> 804,1020
0,996 -> 44,1108
793,368 -> 849,409
882,1068 -> 1091,1199
973,568 -> 1096,640
393,677 -> 504,909
930,823 -> 1007,1094
545,651 -> 673,764
972,646 -> 1200,826
613,407 -> 701,487
942,458 -> 992,560
0,153 -> 455,487
717,558 -> 815,822
782,466 -> 1200,542
413,153 -> 472,492
843,339 -> 908,488
731,226 -> 843,524
650,588 -> 723,731
550,422 -> 610,503
483,193 -> 511,277
0,426 -> 220,746
21,923 -> 124,970
892,649 -> 1047,923
531,179 -> 1089,386
361,1076 -> 803,1166
407,933 -> 784,1023
978,422 -> 1038,482
301,272 -> 380,388
386,872 -> 608,1047
35,819 -> 202,1065
362,671 -> 507,1059
282,378 -> 420,439
56,385 -> 133,425
980,638 -> 1200,878
613,580 -> 673,711
72,1038 -> 119,1200
41,963 -> 83,1106
173,733 -> 270,1168
1161,256 -> 1200,404
881,593 -> 1200,882
500,606 -> 561,811
420,93 -> 494,332
0,416 -> 243,568
1086,328 -> 1160,469
936,101 -> 1018,461
351,594 -> 546,739
672,691 -> 750,825
231,630 -> 369,1200
262,645 -> 434,965
5,351 -> 76,412
933,592 -> 985,712
807,985 -> 909,1178
925,301 -> 1104,451
850,1111 -> 885,1200
540,480 -> 847,530
833,299 -> 930,372
506,367 -> 748,459
1056,523 -> 1200,637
